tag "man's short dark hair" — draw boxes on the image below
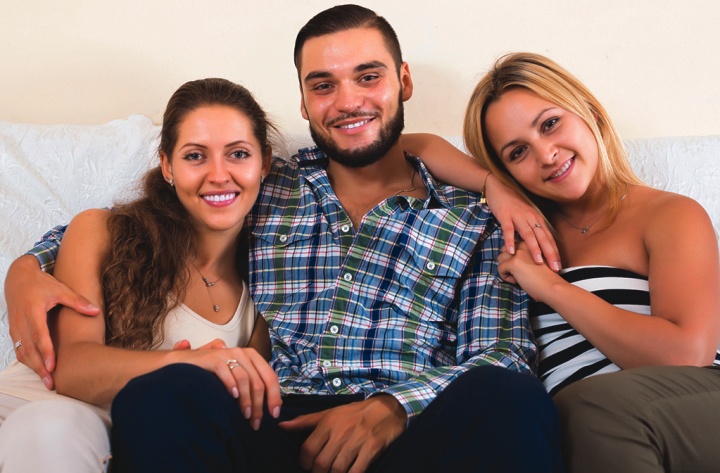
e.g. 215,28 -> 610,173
293,4 -> 403,75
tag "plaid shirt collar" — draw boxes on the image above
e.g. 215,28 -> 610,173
292,146 -> 453,211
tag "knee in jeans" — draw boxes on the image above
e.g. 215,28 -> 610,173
112,363 -> 228,424
451,367 -> 553,418
115,364 -> 217,405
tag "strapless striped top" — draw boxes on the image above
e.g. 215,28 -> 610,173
531,265 -> 720,396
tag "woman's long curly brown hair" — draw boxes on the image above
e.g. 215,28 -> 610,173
102,78 -> 277,349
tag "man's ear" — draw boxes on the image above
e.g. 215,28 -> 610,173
400,62 -> 413,102
262,147 -> 272,177
300,86 -> 309,121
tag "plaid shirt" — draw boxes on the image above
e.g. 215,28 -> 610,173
27,225 -> 67,273
248,148 -> 535,419
27,147 -> 536,420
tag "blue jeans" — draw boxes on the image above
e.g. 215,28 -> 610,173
111,363 -> 562,472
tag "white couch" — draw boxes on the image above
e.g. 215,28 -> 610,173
0,115 -> 718,369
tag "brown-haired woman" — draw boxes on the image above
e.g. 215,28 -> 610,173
0,78 -> 281,472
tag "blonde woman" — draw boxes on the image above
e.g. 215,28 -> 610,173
416,52 -> 720,473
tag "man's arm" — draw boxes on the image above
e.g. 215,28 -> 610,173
5,225 -> 100,389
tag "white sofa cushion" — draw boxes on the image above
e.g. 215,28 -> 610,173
0,115 -> 718,368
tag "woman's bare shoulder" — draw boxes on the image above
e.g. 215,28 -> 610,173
632,186 -> 715,243
632,185 -> 708,217
64,209 -> 113,246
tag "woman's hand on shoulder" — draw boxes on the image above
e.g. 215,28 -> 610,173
169,339 -> 281,430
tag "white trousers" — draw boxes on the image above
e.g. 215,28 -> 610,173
0,395 -> 111,472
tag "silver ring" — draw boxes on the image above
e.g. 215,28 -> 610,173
533,223 -> 542,229
14,340 -> 22,350
226,359 -> 238,367
228,362 -> 242,370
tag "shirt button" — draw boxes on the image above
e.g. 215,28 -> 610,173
330,325 -> 339,334
332,378 -> 342,387
279,234 -> 288,243
426,261 -> 436,271
323,360 -> 332,367
343,273 -> 353,282
340,224 -> 350,233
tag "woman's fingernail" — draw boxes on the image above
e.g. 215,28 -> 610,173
507,245 -> 514,254
273,406 -> 281,419
244,407 -> 251,419
42,376 -> 53,389
252,419 -> 261,431
553,262 -> 561,271
232,387 -> 239,399
535,254 -> 543,263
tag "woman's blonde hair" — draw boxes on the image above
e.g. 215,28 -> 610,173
463,52 -> 642,217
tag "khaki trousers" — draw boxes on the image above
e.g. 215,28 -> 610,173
554,366 -> 720,473
0,396 -> 111,472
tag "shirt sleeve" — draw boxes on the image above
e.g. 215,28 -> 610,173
375,224 -> 537,420
24,224 -> 69,273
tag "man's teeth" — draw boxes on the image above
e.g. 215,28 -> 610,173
204,193 -> 235,202
340,119 -> 370,129
549,159 -> 572,179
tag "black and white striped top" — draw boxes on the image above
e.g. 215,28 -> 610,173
532,266 -> 720,396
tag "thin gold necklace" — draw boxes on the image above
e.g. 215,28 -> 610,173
191,263 -> 221,312
393,164 -> 417,197
559,185 -> 629,235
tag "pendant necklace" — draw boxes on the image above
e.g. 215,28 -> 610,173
191,263 -> 221,312
559,185 -> 629,235
393,164 -> 417,198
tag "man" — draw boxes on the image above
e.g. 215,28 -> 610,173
6,5 -> 562,472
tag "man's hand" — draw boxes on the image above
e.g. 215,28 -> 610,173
4,255 -> 100,389
280,395 -> 407,473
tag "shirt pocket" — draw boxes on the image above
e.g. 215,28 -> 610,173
380,208 -> 482,323
251,218 -> 338,310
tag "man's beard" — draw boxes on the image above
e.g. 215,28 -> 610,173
309,95 -> 405,168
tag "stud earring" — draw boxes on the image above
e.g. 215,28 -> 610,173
260,175 -> 265,185
167,177 -> 174,187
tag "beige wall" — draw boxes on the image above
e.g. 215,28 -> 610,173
1,0 -> 718,139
